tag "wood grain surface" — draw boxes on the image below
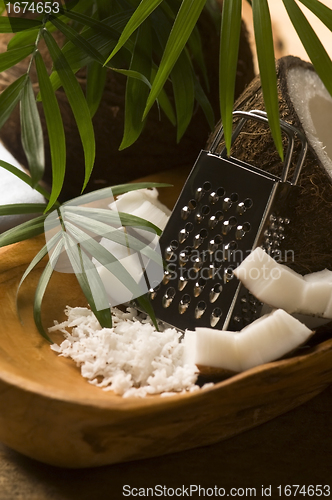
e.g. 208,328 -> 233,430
0,386 -> 331,500
0,164 -> 332,471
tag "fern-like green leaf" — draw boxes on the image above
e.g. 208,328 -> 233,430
252,0 -> 283,159
43,29 -> 95,193
35,51 -> 66,211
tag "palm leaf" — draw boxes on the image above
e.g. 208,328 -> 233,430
0,215 -> 46,248
64,235 -> 113,328
0,74 -> 27,130
64,206 -> 163,236
43,29 -> 95,193
64,211 -> 162,264
49,15 -> 105,65
20,78 -> 45,187
35,51 -> 66,211
0,45 -> 34,72
86,61 -> 107,117
252,0 -> 283,159
0,17 -> 42,33
16,232 -> 61,321
64,221 -> 147,300
57,6 -> 133,41
105,0 -> 163,64
33,239 -> 64,341
282,0 -> 332,97
120,20 -> 152,150
171,50 -> 195,142
0,203 -> 47,215
194,77 -> 215,131
0,158 -> 51,201
66,182 -> 171,206
143,0 -> 206,120
298,0 -> 332,31
136,294 -> 159,330
151,65 -> 176,126
219,0 -> 242,153
7,0 -> 93,50
46,11 -> 134,94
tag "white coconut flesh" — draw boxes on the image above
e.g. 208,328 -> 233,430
183,309 -> 312,373
233,247 -> 332,318
288,67 -> 332,179
94,189 -> 170,305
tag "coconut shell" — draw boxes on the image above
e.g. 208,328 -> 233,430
0,7 -> 255,201
206,56 -> 332,275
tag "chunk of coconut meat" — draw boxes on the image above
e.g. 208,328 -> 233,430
183,309 -> 312,373
233,247 -> 332,319
93,188 -> 170,306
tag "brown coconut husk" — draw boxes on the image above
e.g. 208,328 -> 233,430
206,56 -> 332,275
0,7 -> 255,201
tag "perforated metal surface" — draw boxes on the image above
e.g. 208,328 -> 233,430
149,111 -> 308,331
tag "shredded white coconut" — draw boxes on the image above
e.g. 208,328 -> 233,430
49,306 -> 202,398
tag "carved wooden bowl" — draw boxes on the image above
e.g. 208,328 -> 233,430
0,168 -> 332,468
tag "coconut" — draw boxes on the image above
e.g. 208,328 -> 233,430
207,56 -> 332,275
183,308 -> 312,373
0,6 -> 255,201
234,247 -> 332,319
93,188 -> 170,306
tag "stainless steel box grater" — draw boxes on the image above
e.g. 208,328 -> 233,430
149,110 -> 308,331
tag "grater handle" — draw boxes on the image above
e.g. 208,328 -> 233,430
209,110 -> 308,185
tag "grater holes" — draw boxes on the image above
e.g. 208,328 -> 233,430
236,202 -> 246,215
237,198 -> 253,215
222,217 -> 237,236
224,265 -> 235,282
194,277 -> 206,297
162,270 -> 171,285
185,222 -> 194,233
209,283 -> 222,303
223,197 -> 232,211
162,287 -> 176,308
178,271 -> 188,291
195,187 -> 204,202
208,234 -> 223,253
193,229 -> 208,249
227,240 -> 238,251
242,222 -> 251,232
165,240 -> 178,260
181,206 -> 191,220
149,284 -> 160,300
209,187 -> 225,205
188,199 -> 197,210
209,192 -> 219,204
222,220 -> 231,235
178,228 -> 188,244
195,301 -> 207,319
230,192 -> 239,203
179,294 -> 191,314
210,307 -> 222,327
215,211 -> 224,221
244,198 -> 253,209
179,249 -> 190,266
193,256 -> 203,271
203,181 -> 211,192
195,205 -> 210,224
